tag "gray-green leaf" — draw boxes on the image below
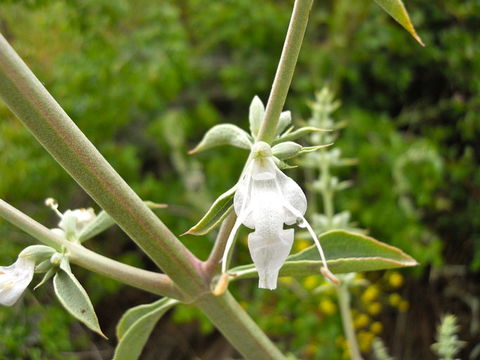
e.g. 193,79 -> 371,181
374,0 -> 424,46
189,124 -> 252,154
276,111 -> 292,136
53,264 -> 105,338
230,230 -> 417,280
77,210 -> 115,242
249,96 -> 265,138
114,298 -> 178,360
273,126 -> 330,144
183,185 -> 236,236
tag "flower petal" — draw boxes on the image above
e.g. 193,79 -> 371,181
0,257 -> 35,306
274,167 -> 307,225
248,227 -> 294,290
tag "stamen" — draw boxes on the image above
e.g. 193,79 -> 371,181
221,163 -> 254,274
281,200 -> 339,285
44,198 -> 63,218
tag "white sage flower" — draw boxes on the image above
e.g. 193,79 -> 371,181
0,256 -> 35,306
221,142 -> 338,290
45,198 -> 96,241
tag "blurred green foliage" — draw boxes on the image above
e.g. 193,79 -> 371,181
0,0 -> 478,359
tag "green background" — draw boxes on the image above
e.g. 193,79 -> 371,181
0,1 -> 478,359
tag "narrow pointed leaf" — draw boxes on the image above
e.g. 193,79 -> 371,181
34,267 -> 56,290
189,124 -> 252,154
249,96 -> 265,137
77,210 -> 115,242
78,201 -> 166,242
374,0 -> 424,46
276,111 -> 292,135
184,185 -> 236,236
230,230 -> 417,280
114,298 -> 178,360
53,265 -> 105,337
274,126 -> 331,144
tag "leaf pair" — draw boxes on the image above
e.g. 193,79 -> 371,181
114,298 -> 179,360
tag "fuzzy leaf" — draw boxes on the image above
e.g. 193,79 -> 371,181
184,185 -> 236,236
276,111 -> 292,135
53,263 -> 105,338
189,124 -> 252,154
77,210 -> 115,242
77,201 -> 165,242
274,126 -> 330,144
374,0 -> 424,46
230,230 -> 417,280
114,298 -> 178,360
249,96 -> 265,137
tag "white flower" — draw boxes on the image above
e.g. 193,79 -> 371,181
221,142 -> 337,290
0,256 -> 35,306
45,198 -> 96,241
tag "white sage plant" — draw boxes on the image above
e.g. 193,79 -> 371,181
0,0 -> 422,358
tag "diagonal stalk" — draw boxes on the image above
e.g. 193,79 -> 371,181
257,0 -> 314,143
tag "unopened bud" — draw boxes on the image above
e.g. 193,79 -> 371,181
212,273 -> 230,296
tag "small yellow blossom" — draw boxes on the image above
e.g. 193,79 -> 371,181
370,321 -> 383,334
319,298 -> 337,315
367,302 -> 382,316
303,275 -> 319,290
388,293 -> 402,307
387,271 -> 404,288
361,285 -> 379,303
354,313 -> 370,329
295,240 -> 310,251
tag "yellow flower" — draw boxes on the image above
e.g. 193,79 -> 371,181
387,271 -> 404,288
370,321 -> 383,334
367,302 -> 382,316
319,298 -> 337,315
354,313 -> 370,329
303,275 -> 319,290
361,285 -> 379,303
388,293 -> 402,307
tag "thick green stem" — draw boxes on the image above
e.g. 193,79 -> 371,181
257,0 -> 314,143
204,211 -> 236,277
0,199 -> 182,299
196,292 -> 285,360
0,33 -> 204,297
0,33 -> 286,359
337,284 -> 363,360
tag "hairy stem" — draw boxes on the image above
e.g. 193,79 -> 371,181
0,199 -> 182,299
337,284 -> 363,360
257,0 -> 314,143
